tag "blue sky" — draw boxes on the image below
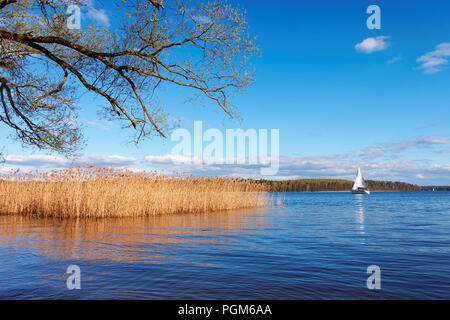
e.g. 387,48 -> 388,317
1,0 -> 450,184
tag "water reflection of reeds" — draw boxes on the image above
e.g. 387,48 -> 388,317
0,208 -> 271,265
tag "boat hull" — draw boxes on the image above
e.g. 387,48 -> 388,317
352,189 -> 371,195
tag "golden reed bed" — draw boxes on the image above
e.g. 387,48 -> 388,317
0,165 -> 270,218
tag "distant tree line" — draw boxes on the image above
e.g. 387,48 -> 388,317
421,186 -> 450,191
258,179 -> 421,192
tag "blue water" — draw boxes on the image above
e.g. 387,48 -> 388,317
0,192 -> 449,299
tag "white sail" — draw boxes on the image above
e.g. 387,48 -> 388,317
352,167 -> 367,190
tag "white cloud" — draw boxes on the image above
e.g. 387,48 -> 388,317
2,152 -> 450,184
142,154 -> 450,185
80,155 -> 139,167
355,36 -> 390,53
4,154 -> 138,168
415,123 -> 435,131
84,119 -> 113,131
3,136 -> 450,184
417,43 -> 450,74
193,15 -> 212,24
84,1 -> 110,27
356,136 -> 450,160
387,56 -> 401,64
356,148 -> 385,159
421,136 -> 450,144
4,155 -> 68,167
87,8 -> 110,26
145,154 -> 194,165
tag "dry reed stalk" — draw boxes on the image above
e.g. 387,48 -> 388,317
0,165 -> 270,218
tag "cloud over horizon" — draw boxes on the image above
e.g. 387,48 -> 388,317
2,152 -> 449,185
143,154 -> 450,185
3,154 -> 139,168
3,135 -> 450,185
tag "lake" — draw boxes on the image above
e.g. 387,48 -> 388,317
0,192 -> 449,299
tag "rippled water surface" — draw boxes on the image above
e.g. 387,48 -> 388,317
0,192 -> 449,299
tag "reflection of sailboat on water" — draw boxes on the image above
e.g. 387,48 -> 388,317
355,196 -> 366,244
356,196 -> 366,237
352,167 -> 371,195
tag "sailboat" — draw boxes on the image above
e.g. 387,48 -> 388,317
352,167 -> 371,195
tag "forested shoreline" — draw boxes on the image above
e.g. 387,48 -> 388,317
258,179 -> 421,192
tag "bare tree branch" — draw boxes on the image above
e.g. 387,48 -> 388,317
0,0 -> 17,11
0,0 -> 258,153
148,0 -> 164,10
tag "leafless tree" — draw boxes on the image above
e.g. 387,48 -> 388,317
0,0 -> 258,154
